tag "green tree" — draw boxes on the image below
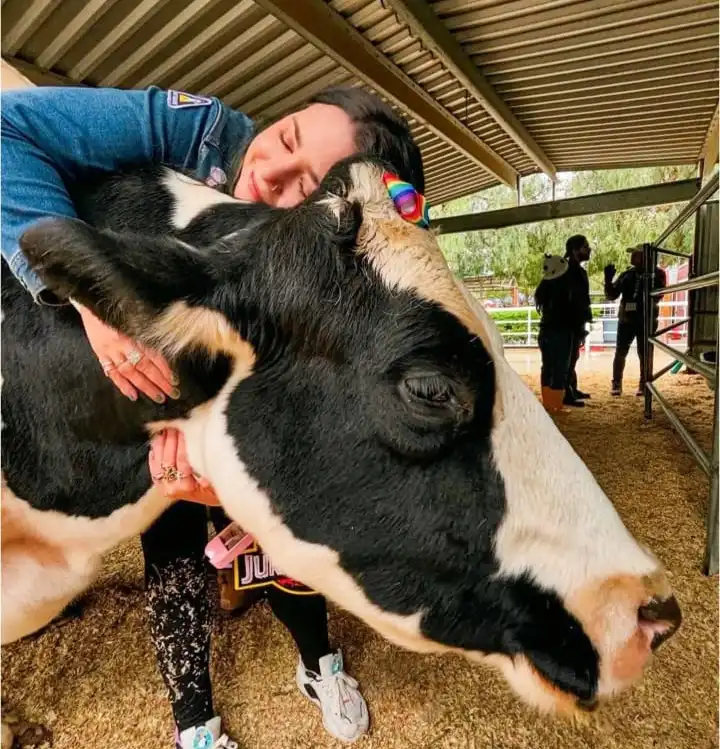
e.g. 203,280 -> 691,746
431,165 -> 697,294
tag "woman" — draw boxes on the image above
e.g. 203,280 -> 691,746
2,84 -> 424,748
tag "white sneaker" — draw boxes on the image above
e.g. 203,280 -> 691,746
296,650 -> 369,743
176,716 -> 238,749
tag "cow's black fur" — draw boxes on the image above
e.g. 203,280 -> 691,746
5,159 -> 599,701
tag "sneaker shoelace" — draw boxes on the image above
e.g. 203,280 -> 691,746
323,671 -> 361,721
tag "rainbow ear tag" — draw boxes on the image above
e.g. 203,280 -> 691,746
382,172 -> 430,228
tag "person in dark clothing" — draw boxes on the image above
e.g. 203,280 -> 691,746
605,247 -> 667,396
535,254 -> 574,413
563,235 -> 593,407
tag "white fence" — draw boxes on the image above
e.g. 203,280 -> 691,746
487,301 -> 689,348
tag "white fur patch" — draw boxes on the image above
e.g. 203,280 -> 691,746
489,360 -> 658,596
317,193 -> 346,227
163,170 -> 239,230
1,481 -> 170,643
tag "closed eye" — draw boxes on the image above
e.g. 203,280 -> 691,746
399,370 -> 475,428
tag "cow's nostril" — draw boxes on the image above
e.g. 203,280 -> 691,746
638,595 -> 682,650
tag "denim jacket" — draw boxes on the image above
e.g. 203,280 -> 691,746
1,86 -> 254,302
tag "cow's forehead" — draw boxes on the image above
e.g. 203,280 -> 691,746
342,163 -> 496,355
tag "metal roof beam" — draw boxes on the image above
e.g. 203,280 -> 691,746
68,0 -> 173,80
255,0 -> 518,187
36,0 -> 118,70
552,158 -> 697,172
2,56 -> 84,87
432,179 -> 699,234
2,0 -> 63,56
699,104 -> 719,183
386,0 -> 556,180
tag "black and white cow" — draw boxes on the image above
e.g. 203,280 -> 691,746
2,157 -> 681,717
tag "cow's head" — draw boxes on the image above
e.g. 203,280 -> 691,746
21,157 -> 680,715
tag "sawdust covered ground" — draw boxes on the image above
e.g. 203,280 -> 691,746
3,352 -> 717,749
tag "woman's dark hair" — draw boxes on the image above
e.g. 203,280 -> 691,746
309,86 -> 425,193
228,86 -> 425,196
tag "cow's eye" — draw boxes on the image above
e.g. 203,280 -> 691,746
399,371 -> 474,428
404,373 -> 453,405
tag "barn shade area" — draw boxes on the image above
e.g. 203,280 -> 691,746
1,0 -> 718,747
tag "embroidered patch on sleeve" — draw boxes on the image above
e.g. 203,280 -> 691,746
167,90 -> 213,109
205,166 -> 227,188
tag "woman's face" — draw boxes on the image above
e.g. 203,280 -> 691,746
234,103 -> 357,208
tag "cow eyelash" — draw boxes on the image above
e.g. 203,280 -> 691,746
404,374 -> 455,406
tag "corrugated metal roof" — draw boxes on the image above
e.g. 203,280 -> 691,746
435,0 -> 718,174
2,0 -> 717,206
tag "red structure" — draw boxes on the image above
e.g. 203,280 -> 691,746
660,261 -> 689,341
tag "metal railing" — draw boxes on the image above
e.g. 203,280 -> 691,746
487,301 -> 689,349
641,169 -> 719,576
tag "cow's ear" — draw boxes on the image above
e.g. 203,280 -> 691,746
20,218 -> 122,306
20,217 -> 211,335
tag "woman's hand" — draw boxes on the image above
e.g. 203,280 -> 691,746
76,302 -> 178,402
149,428 -> 221,506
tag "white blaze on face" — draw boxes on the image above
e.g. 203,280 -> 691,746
490,363 -> 658,591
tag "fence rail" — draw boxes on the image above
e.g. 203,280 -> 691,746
487,301 -> 689,349
641,169 -> 718,576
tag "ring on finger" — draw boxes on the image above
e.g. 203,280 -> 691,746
127,349 -> 143,366
159,465 -> 187,483
100,359 -> 115,375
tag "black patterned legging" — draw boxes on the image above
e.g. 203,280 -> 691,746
141,502 -> 330,732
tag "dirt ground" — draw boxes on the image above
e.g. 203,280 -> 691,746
2,351 -> 718,749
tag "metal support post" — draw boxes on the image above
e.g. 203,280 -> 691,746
651,358 -> 680,383
646,383 -> 711,475
654,317 -> 691,338
650,338 -> 716,382
689,204 -> 702,357
641,168 -> 718,575
650,271 -> 720,296
703,336 -> 719,576
643,243 -> 657,419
